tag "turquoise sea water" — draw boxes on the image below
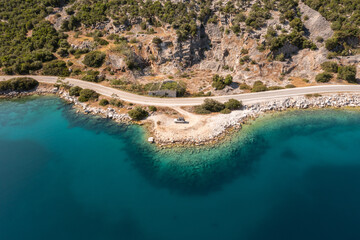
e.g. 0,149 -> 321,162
1,96 -> 360,240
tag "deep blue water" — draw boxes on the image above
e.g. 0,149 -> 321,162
1,96 -> 360,240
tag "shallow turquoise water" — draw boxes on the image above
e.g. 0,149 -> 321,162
1,96 -> 360,240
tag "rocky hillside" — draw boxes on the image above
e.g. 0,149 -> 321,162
1,0 -> 359,96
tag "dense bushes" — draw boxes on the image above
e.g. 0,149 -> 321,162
251,81 -> 268,92
110,43 -> 140,70
128,107 -> 149,120
78,89 -> 99,102
195,98 -> 242,114
317,63 -> 357,83
315,72 -> 333,83
304,0 -> 360,55
99,99 -> 109,106
152,37 -> 162,45
212,74 -> 233,90
245,3 -> 271,29
321,62 -> 339,73
69,86 -> 82,96
0,77 -> 39,92
83,51 -> 106,68
195,99 -> 225,114
224,99 -> 242,110
0,0 -> 68,74
42,60 -> 69,76
82,70 -> 105,82
338,66 -> 357,83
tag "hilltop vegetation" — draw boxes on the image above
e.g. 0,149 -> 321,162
0,0 -> 359,92
304,0 -> 360,56
0,77 -> 39,92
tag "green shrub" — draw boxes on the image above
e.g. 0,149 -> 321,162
224,99 -> 243,110
251,81 -> 267,92
239,83 -> 251,90
290,18 -> 304,32
315,72 -> 333,83
197,99 -> 225,113
140,21 -> 147,30
285,84 -> 296,88
78,89 -> 99,102
128,107 -> 149,120
321,61 -> 338,73
94,37 -> 109,46
325,37 -> 341,52
268,86 -> 285,90
57,48 -> 69,57
241,49 -> 249,54
148,106 -> 157,112
338,65 -> 357,83
0,77 -> 38,92
152,37 -> 162,45
99,99 -> 109,106
83,51 -> 106,68
220,108 -> 231,114
316,36 -> 324,43
109,98 -> 123,107
82,70 -> 105,82
43,60 -> 70,77
275,53 -> 285,61
224,75 -> 233,85
212,74 -> 232,90
69,86 -> 83,96
194,106 -> 211,114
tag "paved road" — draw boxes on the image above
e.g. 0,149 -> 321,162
2,75 -> 360,106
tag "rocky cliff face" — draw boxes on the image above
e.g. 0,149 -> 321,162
50,0 -> 360,94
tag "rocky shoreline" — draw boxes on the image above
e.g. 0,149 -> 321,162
59,91 -> 132,123
152,94 -> 360,148
2,85 -> 360,148
0,84 -> 132,123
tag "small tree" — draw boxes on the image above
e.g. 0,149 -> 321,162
338,66 -> 357,83
201,99 -> 225,112
69,86 -> 83,96
43,60 -> 70,77
152,37 -> 162,45
224,75 -> 233,85
148,106 -> 157,112
321,61 -> 338,73
212,74 -> 233,90
251,81 -> 267,92
325,37 -> 340,52
315,72 -> 333,83
128,107 -> 149,121
99,99 -> 109,106
224,99 -> 243,110
83,51 -> 106,68
78,89 -> 99,102
0,77 -> 39,92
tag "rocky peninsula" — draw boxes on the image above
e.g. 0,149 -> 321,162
2,83 -> 360,148
147,94 -> 360,147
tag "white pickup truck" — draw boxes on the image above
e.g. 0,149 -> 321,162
174,117 -> 188,124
